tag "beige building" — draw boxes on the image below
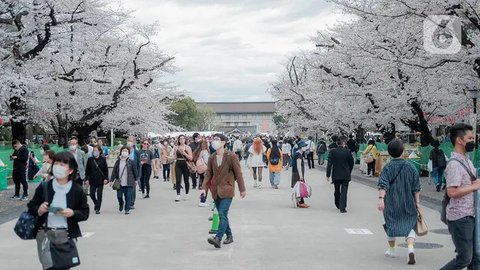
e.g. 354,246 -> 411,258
197,102 -> 276,135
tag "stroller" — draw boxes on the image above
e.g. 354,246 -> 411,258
291,179 -> 312,208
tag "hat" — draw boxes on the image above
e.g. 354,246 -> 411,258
297,141 -> 306,148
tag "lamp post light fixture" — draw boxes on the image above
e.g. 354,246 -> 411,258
467,89 -> 480,148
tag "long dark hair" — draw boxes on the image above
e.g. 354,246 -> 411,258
270,140 -> 280,160
51,151 -> 78,181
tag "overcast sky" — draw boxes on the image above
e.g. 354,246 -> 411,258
122,0 -> 343,102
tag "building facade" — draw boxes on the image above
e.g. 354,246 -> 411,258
197,102 -> 276,135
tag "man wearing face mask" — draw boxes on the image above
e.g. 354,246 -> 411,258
326,135 -> 354,213
69,138 -> 86,187
189,133 -> 201,189
126,136 -> 141,209
200,134 -> 246,249
85,146 -> 109,214
441,124 -> 480,269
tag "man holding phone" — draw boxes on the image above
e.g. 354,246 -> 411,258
11,140 -> 29,201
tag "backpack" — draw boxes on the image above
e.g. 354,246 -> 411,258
269,148 -> 280,165
441,158 -> 476,224
195,157 -> 208,174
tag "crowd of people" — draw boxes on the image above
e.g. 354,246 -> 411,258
8,123 -> 480,269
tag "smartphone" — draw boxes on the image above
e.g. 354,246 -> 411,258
48,206 -> 64,214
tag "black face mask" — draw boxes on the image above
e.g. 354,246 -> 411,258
466,141 -> 476,152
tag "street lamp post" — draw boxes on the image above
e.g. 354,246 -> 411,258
468,89 -> 480,149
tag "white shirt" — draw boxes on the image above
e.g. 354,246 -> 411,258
47,178 -> 72,229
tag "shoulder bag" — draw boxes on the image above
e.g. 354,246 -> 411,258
112,163 -> 127,190
14,181 -> 48,240
364,146 -> 375,164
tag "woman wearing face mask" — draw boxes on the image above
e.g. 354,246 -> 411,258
110,147 -> 139,215
34,150 -> 55,181
139,140 -> 155,198
174,135 -> 193,202
85,146 -> 109,214
27,152 -> 90,269
193,140 -> 210,207
152,141 -> 162,179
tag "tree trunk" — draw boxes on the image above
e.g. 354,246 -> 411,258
10,120 -> 26,144
74,121 -> 101,144
402,101 -> 434,147
9,96 -> 27,143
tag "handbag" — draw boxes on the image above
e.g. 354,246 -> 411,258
37,227 -> 80,269
187,161 -> 197,173
364,146 -> 374,164
415,209 -> 428,236
14,181 -> 48,240
112,163 -> 127,191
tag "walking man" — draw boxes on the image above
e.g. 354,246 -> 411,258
10,140 -> 29,200
440,123 -> 480,269
69,138 -> 86,187
201,133 -> 246,249
326,136 -> 354,213
305,136 -> 315,169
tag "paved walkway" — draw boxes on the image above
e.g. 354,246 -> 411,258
0,164 -> 456,269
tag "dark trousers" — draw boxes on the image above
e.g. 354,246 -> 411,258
306,152 -> 315,169
440,216 -> 480,270
175,160 -> 190,195
117,186 -> 132,212
190,172 -> 197,188
140,164 -> 152,195
162,164 -> 171,180
235,151 -> 242,161
215,198 -> 233,240
367,160 -> 375,175
12,168 -> 28,197
333,180 -> 349,211
89,184 -> 104,211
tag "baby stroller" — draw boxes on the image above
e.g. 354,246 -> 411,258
291,179 -> 312,208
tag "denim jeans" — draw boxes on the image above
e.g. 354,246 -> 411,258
440,216 -> 480,270
431,167 -> 445,187
117,186 -> 132,212
215,198 -> 233,240
269,172 -> 280,186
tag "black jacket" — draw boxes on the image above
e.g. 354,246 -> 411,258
12,145 -> 29,170
28,181 -> 89,239
85,156 -> 109,185
326,147 -> 354,182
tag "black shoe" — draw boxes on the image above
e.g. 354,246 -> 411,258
192,186 -> 196,190
223,236 -> 234,245
95,210 -> 100,214
144,195 -> 150,199
208,217 -> 213,221
119,205 -> 124,212
436,185 -> 441,192
130,206 -> 135,210
340,209 -> 347,213
125,211 -> 130,215
442,184 -> 446,191
207,236 -> 221,248
408,252 -> 416,265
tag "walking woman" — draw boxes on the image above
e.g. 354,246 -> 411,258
110,147 -> 139,215
429,140 -> 447,192
139,140 -> 155,198
377,139 -> 421,265
152,141 -> 162,179
174,135 -> 193,202
28,151 -> 90,270
34,150 -> 55,182
193,140 -> 210,206
266,140 -> 282,189
85,146 -> 109,214
161,139 -> 172,182
248,137 -> 266,188
363,140 -> 379,177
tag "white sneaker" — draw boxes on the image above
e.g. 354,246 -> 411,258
257,183 -> 262,189
385,249 -> 396,258
175,195 -> 181,202
253,182 -> 258,188
198,202 -> 209,207
183,195 -> 189,201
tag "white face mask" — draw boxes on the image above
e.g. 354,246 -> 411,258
53,165 -> 69,179
121,151 -> 129,158
40,149 -> 45,155
69,145 -> 77,151
211,141 -> 222,151
301,146 -> 308,152
127,142 -> 133,147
